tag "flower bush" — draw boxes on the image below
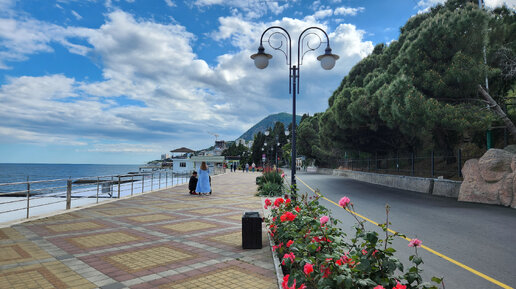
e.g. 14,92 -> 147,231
265,194 -> 442,289
257,170 -> 286,196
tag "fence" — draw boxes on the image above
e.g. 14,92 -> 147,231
337,150 -> 482,180
0,167 -> 225,225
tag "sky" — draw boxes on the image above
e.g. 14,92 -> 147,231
1,0 -> 514,164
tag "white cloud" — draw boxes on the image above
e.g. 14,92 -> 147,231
314,9 -> 333,19
164,0 -> 175,7
193,0 -> 289,19
334,6 -> 365,16
86,143 -> 162,153
0,9 -> 373,153
417,0 -> 514,12
71,10 -> 82,20
485,0 -> 516,9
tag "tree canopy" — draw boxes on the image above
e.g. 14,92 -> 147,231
301,0 -> 515,166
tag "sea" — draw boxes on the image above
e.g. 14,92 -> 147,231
0,163 -> 183,224
0,163 -> 143,184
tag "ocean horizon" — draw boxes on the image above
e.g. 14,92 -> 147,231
0,163 -> 148,185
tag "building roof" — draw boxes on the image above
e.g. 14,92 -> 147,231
170,147 -> 195,153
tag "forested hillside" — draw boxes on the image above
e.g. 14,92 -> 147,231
298,0 -> 516,167
238,112 -> 301,141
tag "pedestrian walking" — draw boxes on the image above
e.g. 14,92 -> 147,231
230,162 -> 233,172
245,163 -> 249,172
195,162 -> 211,195
252,162 -> 256,172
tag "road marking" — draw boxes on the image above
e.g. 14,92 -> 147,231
296,176 -> 514,289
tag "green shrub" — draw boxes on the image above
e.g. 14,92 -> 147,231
257,182 -> 283,196
262,171 -> 283,185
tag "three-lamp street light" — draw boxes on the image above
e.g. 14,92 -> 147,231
251,26 -> 339,199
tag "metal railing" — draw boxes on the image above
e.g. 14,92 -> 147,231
0,167 -> 225,224
337,150 -> 483,180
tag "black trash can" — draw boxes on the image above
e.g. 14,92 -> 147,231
242,211 -> 262,249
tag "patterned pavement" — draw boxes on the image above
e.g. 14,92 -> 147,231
0,172 -> 277,289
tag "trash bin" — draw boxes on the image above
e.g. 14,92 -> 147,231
242,211 -> 262,249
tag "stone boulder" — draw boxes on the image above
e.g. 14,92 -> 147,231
459,148 -> 516,208
478,149 -> 513,182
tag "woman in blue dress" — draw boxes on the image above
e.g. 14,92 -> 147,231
195,162 -> 211,195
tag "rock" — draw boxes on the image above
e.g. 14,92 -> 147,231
459,159 -> 496,204
478,149 -> 513,182
500,173 -> 514,206
459,149 -> 516,208
504,144 -> 516,154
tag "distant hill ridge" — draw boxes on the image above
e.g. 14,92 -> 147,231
237,112 -> 302,141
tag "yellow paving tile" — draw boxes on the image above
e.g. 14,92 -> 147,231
225,215 -> 244,221
0,261 -> 95,289
187,208 -> 231,215
161,221 -> 216,232
127,214 -> 175,223
46,221 -> 103,233
0,227 -> 24,241
201,199 -> 233,205
68,232 -> 140,248
209,232 -> 242,246
236,204 -> 261,209
161,267 -> 276,289
105,246 -> 194,273
95,207 -> 146,216
158,203 -> 199,210
0,242 -> 52,266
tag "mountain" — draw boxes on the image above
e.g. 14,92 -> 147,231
238,112 -> 302,141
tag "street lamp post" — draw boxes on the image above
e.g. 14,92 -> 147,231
251,26 -> 339,199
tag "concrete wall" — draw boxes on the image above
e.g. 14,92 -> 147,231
314,168 -> 461,198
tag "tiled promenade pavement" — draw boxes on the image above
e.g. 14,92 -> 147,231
0,172 -> 278,289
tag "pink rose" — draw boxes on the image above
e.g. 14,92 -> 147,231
373,286 -> 385,289
339,196 -> 350,207
408,238 -> 422,247
319,215 -> 329,225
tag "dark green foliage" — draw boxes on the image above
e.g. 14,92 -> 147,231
256,171 -> 284,196
307,1 -> 514,164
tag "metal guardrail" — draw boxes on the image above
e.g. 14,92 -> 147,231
0,167 -> 226,224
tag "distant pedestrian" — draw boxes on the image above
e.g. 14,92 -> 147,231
188,171 -> 198,195
233,162 -> 237,172
245,163 -> 249,172
230,163 -> 233,172
196,162 -> 211,195
252,162 -> 256,172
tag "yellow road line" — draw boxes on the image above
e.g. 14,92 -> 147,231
296,176 -> 514,289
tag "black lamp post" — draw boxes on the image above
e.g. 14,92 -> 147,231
251,26 -> 339,199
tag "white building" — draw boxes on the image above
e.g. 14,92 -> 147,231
169,147 -> 225,174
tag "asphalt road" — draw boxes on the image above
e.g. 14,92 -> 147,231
289,171 -> 516,289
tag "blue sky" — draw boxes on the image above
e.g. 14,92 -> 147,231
0,0 -> 514,164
